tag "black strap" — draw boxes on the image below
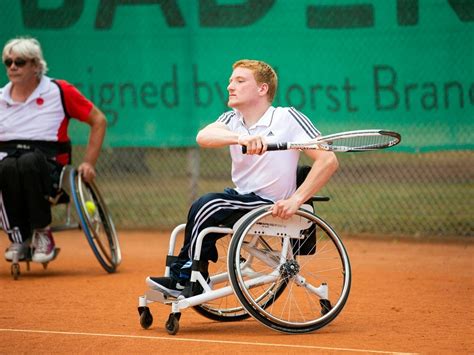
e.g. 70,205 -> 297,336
51,79 -> 71,119
0,140 -> 71,158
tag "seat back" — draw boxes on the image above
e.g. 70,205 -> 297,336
293,165 -> 317,255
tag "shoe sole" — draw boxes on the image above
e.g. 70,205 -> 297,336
31,248 -> 60,263
146,277 -> 182,298
4,255 -> 27,262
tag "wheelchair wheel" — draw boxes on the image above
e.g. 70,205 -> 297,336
228,208 -> 351,334
70,169 -> 121,273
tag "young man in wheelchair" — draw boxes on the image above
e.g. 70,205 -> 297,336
0,37 -> 107,263
148,59 -> 339,297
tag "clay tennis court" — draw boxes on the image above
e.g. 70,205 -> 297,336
0,230 -> 472,354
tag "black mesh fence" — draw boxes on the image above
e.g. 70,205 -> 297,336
62,146 -> 473,237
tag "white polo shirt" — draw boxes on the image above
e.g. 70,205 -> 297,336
0,76 -> 92,143
217,106 -> 320,202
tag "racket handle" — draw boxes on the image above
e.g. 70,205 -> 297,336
241,143 -> 288,154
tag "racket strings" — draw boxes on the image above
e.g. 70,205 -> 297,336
325,134 -> 397,150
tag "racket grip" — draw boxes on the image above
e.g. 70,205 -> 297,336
241,143 -> 288,154
267,143 -> 288,151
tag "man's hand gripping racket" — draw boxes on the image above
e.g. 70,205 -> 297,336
242,129 -> 401,153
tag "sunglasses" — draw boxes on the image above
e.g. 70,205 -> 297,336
4,58 -> 29,68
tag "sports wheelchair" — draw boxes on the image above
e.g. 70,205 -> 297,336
5,165 -> 121,279
138,197 -> 351,335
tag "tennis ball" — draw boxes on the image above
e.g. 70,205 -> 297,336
85,201 -> 96,215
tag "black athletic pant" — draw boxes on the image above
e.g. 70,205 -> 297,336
177,187 -> 272,263
0,150 -> 61,243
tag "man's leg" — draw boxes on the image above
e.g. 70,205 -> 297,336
179,189 -> 271,263
148,189 -> 271,296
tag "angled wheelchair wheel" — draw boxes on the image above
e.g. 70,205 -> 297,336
228,208 -> 351,334
70,169 -> 121,273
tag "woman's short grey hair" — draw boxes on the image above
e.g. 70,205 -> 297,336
2,37 -> 48,78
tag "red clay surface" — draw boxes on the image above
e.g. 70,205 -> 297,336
0,230 -> 472,354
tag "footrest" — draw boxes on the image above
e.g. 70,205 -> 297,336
145,289 -> 172,303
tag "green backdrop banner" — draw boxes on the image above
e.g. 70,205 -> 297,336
1,0 -> 473,151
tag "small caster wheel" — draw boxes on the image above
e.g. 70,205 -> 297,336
139,307 -> 153,329
320,299 -> 332,315
11,263 -> 20,280
165,313 -> 181,335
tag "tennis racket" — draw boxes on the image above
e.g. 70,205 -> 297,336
242,129 -> 401,153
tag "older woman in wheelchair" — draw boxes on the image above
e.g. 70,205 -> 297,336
0,36 -> 120,279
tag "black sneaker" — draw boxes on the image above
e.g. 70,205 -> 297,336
146,276 -> 186,298
181,277 -> 208,298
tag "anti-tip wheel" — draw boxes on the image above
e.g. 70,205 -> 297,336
320,299 -> 333,315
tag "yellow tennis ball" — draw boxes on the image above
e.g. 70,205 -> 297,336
85,201 -> 96,215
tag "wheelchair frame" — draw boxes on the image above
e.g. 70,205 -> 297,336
138,197 -> 351,335
5,165 -> 121,279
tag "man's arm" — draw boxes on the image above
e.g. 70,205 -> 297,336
272,149 -> 339,219
196,122 -> 239,147
196,122 -> 267,154
78,105 -> 107,182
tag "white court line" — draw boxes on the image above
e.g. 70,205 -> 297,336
0,328 -> 416,354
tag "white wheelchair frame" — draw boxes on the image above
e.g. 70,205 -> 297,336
138,197 -> 351,335
3,165 -> 121,279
